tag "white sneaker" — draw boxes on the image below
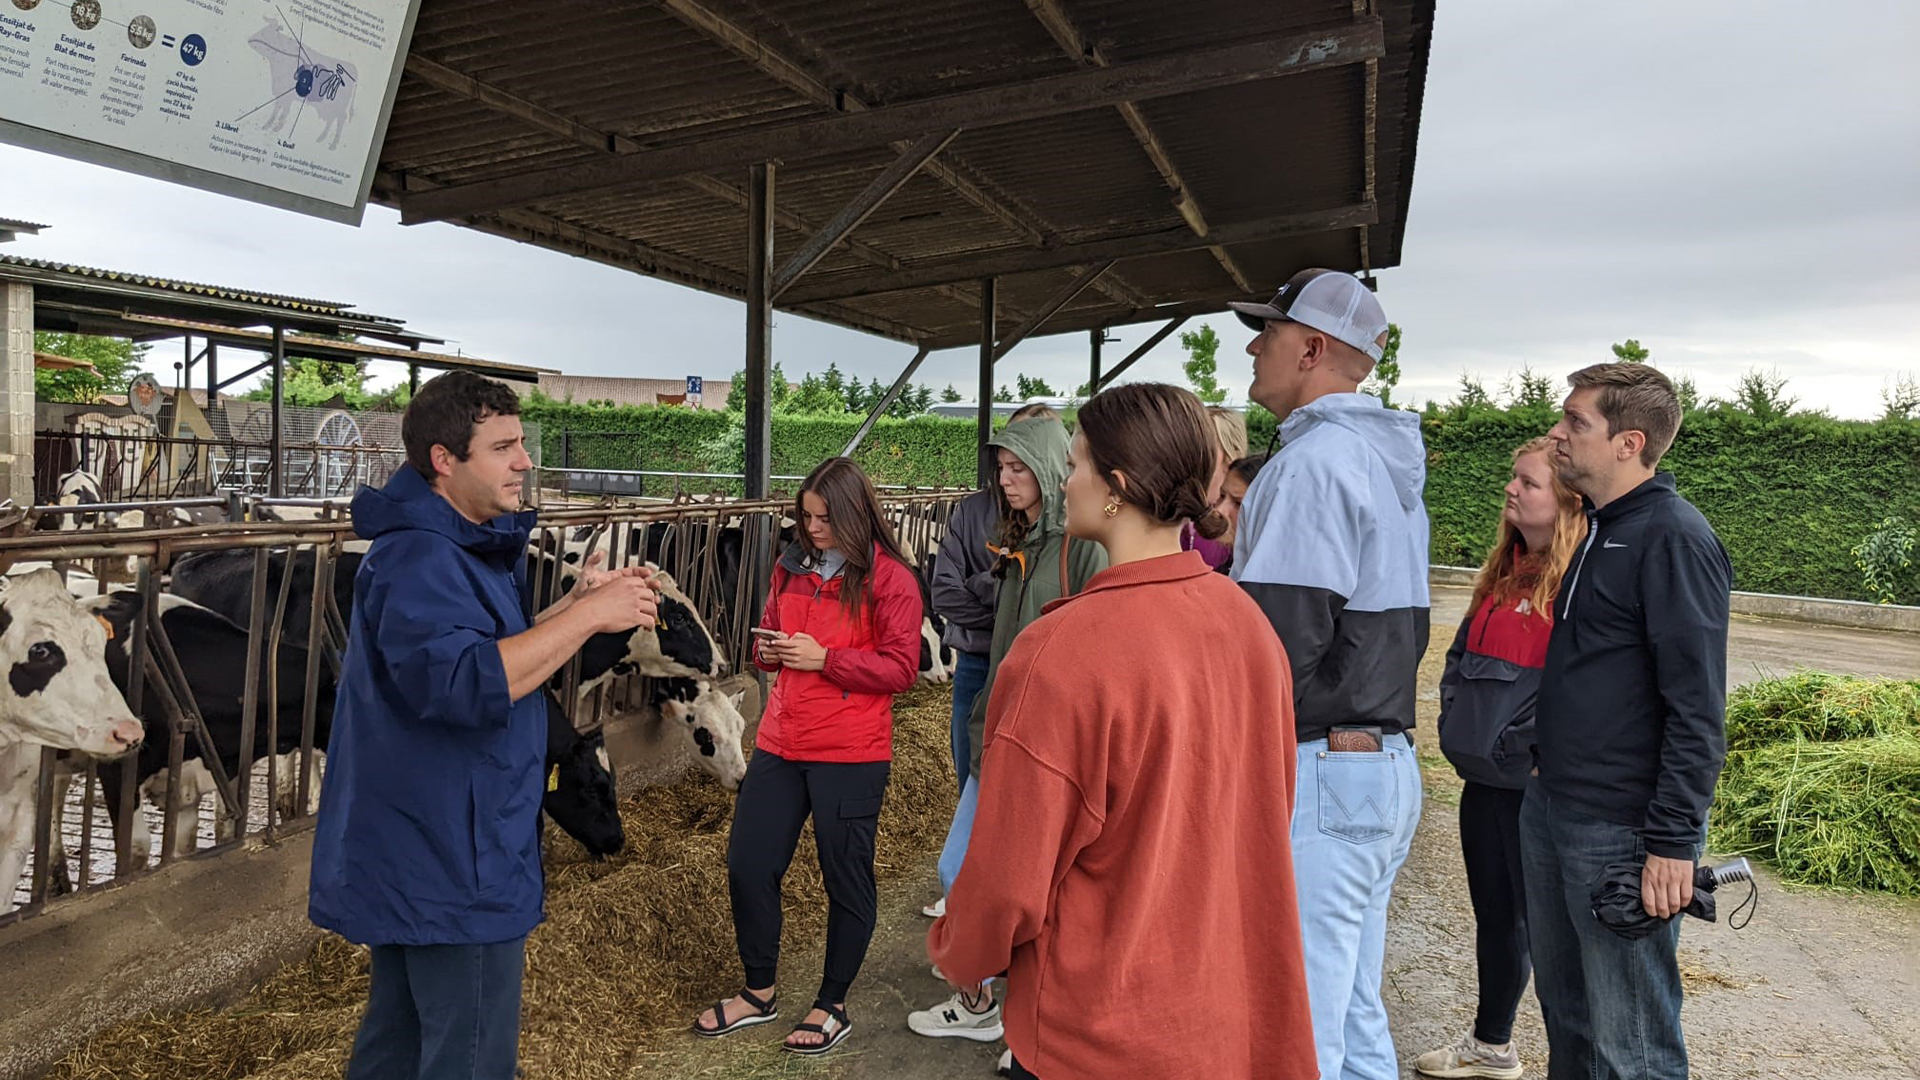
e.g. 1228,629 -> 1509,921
921,895 -> 947,918
1413,1033 -> 1524,1079
996,1048 -> 1013,1076
907,990 -> 1003,1042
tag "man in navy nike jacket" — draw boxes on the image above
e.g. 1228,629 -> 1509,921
1527,362 -> 1732,1080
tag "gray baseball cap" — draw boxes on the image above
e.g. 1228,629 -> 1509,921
1229,268 -> 1389,362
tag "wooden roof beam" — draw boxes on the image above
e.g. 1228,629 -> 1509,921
771,129 -> 959,299
652,0 -> 1150,312
401,53 -> 988,319
993,262 -> 1114,363
1022,0 -> 1255,295
783,203 -> 1376,305
398,19 -> 1386,223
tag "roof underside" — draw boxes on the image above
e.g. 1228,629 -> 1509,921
378,0 -> 1435,349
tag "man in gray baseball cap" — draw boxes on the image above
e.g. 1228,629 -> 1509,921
1229,268 -> 1431,1080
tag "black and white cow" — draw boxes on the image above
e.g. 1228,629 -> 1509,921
915,552 -> 956,684
39,468 -> 104,531
170,546 -> 364,649
160,559 -> 631,855
78,590 -> 339,864
528,550 -> 748,790
0,569 -> 144,912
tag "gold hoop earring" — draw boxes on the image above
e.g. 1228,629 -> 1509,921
1101,500 -> 1121,518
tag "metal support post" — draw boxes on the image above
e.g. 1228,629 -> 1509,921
976,277 -> 996,487
743,162 -> 775,502
269,324 -> 286,498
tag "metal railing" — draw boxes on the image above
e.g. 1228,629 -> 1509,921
34,430 -> 406,503
1,488 -> 966,923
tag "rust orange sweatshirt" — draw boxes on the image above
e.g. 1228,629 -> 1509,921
928,551 -> 1315,1080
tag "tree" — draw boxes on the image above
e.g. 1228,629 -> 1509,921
1611,339 -> 1650,364
1179,323 -> 1227,404
1014,373 -> 1055,400
1360,323 -> 1403,407
995,384 -> 1014,403
940,384 -> 963,403
1881,372 -> 1920,421
1449,373 -> 1494,416
784,373 -> 846,415
723,362 -> 794,413
821,363 -> 849,410
909,385 -> 935,415
242,356 -> 405,409
1506,364 -> 1557,412
33,332 -> 149,404
1729,367 -> 1798,421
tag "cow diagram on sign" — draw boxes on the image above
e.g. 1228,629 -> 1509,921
239,6 -> 358,151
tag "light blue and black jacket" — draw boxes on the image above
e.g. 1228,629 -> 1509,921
1231,393 -> 1430,741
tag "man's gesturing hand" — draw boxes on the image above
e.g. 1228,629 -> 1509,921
1642,853 -> 1694,919
574,573 -> 659,635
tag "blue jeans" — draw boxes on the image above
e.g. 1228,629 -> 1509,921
1291,734 -> 1422,1080
937,774 -> 978,897
1520,782 -> 1692,1080
948,651 -> 989,792
346,937 -> 526,1080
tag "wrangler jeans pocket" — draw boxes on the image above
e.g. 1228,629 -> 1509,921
1316,751 -> 1399,844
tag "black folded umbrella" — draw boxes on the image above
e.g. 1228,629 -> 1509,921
1589,857 -> 1756,940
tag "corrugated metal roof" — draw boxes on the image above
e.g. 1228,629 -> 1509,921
0,254 -> 399,323
0,218 -> 48,236
376,0 -> 1434,345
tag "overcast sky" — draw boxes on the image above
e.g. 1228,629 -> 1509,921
4,0 -> 1915,418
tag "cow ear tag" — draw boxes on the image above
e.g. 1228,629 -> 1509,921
95,614 -> 114,640
547,765 -> 559,793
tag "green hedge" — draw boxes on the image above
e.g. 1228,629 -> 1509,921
526,396 -> 1920,602
1421,407 -> 1920,602
521,398 -> 982,490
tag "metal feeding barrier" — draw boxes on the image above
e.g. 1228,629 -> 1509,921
0,487 -> 966,924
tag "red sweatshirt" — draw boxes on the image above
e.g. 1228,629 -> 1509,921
752,544 -> 923,762
928,551 -> 1315,1080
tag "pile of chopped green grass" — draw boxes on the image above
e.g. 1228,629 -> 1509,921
1710,673 -> 1920,895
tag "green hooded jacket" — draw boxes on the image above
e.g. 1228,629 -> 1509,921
966,416 -> 1108,780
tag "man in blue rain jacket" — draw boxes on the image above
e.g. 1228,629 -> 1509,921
309,371 -> 660,1080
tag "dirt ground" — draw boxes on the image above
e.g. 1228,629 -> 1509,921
640,586 -> 1920,1080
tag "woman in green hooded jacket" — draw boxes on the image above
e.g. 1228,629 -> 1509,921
906,412 -> 1106,1046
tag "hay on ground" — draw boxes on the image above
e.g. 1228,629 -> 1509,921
45,683 -> 960,1080
1722,672 -> 1920,752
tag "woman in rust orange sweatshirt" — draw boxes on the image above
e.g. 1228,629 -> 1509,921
928,383 -> 1316,1080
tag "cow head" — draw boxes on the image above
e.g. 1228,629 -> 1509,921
652,676 -> 748,791
545,729 -> 625,858
0,569 -> 141,757
542,691 -> 624,858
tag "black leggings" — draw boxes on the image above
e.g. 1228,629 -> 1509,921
1460,781 -> 1532,1045
726,750 -> 890,1007
1008,1057 -> 1040,1080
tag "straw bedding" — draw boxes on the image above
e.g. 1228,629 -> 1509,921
46,683 -> 959,1080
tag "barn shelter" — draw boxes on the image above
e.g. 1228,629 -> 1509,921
375,0 -> 1435,491
0,226 -> 555,503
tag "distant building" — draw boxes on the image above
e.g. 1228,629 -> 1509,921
529,374 -> 739,410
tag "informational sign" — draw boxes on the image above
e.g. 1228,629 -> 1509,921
685,375 -> 702,408
0,0 -> 423,224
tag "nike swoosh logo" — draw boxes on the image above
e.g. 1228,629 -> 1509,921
1603,540 -> 1628,549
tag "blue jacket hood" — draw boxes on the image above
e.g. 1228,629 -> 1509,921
351,465 -> 536,555
1279,393 -> 1427,511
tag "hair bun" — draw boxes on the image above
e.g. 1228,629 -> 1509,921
1192,506 -> 1229,541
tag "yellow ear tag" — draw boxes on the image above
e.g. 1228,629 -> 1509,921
547,765 -> 559,793
95,614 -> 115,640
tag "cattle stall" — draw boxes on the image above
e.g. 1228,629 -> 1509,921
1,488 -> 965,924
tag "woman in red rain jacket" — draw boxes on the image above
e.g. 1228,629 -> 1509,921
692,456 -> 922,1056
